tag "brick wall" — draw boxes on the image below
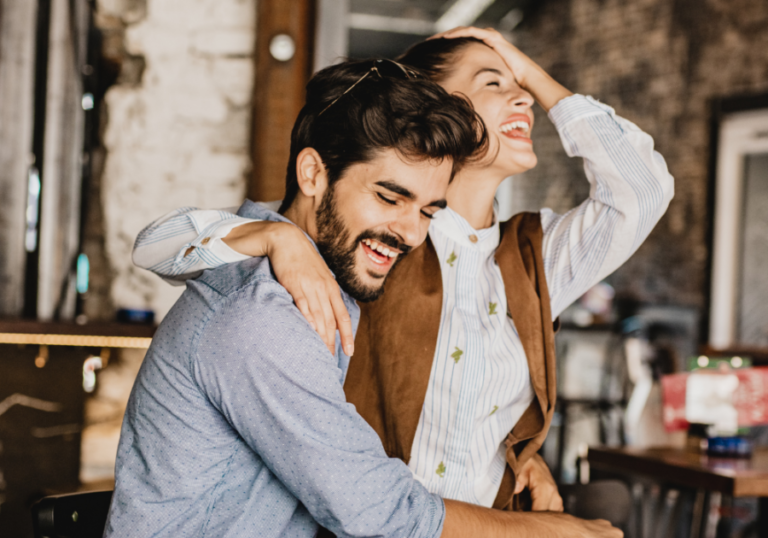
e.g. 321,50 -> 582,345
510,0 -> 768,309
96,0 -> 256,320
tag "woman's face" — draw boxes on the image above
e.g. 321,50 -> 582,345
439,43 -> 536,175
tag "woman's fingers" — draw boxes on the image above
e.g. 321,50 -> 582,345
549,492 -> 564,512
294,296 -> 317,332
267,224 -> 345,355
530,485 -> 563,512
318,285 -> 338,353
432,25 -> 500,43
290,278 -> 346,356
329,286 -> 354,356
306,286 -> 334,354
428,25 -> 470,40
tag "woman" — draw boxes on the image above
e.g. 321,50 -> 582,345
133,27 -> 673,511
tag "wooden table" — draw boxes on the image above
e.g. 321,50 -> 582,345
0,319 -> 156,536
0,319 -> 155,349
588,446 -> 768,537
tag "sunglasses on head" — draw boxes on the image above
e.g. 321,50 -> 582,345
318,59 -> 422,117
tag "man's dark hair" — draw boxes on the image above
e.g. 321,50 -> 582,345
279,59 -> 488,212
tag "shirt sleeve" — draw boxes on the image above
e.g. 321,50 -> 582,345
540,95 -> 675,318
132,206 -> 256,284
194,284 -> 445,538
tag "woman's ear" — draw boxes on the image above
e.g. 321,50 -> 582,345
295,148 -> 328,201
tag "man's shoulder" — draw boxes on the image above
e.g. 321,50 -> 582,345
193,255 -> 274,294
191,257 -> 311,338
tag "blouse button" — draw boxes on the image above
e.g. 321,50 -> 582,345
469,234 -> 478,243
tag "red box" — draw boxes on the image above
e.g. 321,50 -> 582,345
661,367 -> 768,432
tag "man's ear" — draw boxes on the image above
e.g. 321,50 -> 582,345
295,148 -> 328,202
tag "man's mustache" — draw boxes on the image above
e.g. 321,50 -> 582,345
356,230 -> 412,256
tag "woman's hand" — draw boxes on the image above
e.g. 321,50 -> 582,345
224,221 -> 354,357
431,26 -> 572,112
514,454 -> 564,512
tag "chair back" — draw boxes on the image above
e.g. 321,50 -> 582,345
31,490 -> 113,538
560,479 -> 632,528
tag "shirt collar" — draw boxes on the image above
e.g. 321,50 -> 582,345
430,204 -> 500,251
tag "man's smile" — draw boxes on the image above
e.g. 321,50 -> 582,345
361,238 -> 400,274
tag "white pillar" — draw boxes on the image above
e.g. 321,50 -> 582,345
0,0 -> 38,316
37,0 -> 88,320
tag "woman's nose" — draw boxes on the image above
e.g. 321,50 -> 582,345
510,88 -> 534,108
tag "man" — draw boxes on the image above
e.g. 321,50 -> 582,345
107,59 -> 620,537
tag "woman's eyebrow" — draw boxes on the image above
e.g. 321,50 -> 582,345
473,67 -> 503,79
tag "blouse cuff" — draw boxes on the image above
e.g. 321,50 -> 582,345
184,217 -> 254,265
548,94 -> 616,133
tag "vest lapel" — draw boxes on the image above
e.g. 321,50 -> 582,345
344,238 -> 443,463
491,213 -> 557,509
496,213 -> 554,443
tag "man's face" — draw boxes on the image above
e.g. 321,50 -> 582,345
314,149 -> 451,302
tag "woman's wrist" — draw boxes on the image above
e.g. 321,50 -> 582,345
264,221 -> 303,259
223,221 -> 290,258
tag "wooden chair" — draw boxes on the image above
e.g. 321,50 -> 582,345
561,479 -> 632,529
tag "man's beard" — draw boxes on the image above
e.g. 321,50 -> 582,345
315,186 -> 411,303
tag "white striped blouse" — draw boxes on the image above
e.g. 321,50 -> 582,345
132,94 -> 674,507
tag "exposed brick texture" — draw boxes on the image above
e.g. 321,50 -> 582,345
94,0 -> 255,320
510,0 -> 768,309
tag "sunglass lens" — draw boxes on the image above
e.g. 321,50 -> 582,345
375,59 -> 418,80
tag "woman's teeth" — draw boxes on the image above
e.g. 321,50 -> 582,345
362,238 -> 397,258
499,120 -> 529,134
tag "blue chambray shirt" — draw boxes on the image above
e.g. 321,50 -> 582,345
106,201 -> 446,538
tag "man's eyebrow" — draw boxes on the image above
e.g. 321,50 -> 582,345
375,180 -> 446,209
375,180 -> 415,200
473,67 -> 503,79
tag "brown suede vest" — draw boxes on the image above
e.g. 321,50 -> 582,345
344,212 -> 557,510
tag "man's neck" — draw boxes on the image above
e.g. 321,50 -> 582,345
281,198 -> 318,243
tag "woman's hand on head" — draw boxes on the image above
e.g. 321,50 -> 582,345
430,26 -> 537,88
224,221 -> 354,357
431,26 -> 573,112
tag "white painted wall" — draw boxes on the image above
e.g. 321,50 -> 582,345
100,0 -> 256,320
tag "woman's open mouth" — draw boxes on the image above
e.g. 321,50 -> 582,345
499,114 -> 532,143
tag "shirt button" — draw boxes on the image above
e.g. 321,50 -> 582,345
201,237 -> 211,245
469,234 -> 478,243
